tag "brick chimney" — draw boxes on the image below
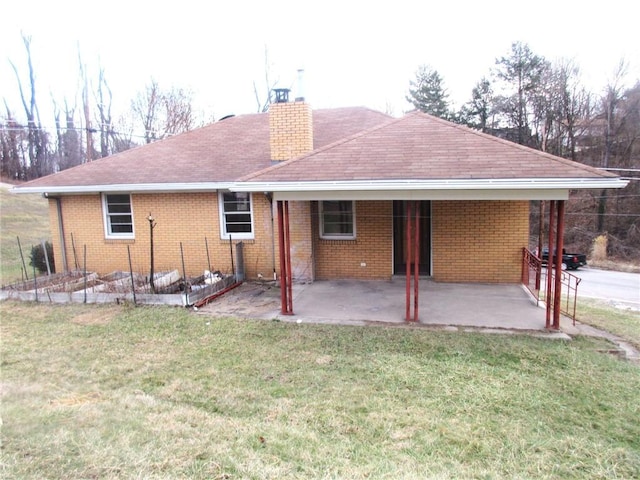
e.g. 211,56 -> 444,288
269,88 -> 313,161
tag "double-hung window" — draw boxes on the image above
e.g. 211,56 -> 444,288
103,194 -> 134,238
319,200 -> 356,239
219,192 -> 254,239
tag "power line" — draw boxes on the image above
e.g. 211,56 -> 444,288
565,213 -> 640,217
598,167 -> 640,173
0,124 -> 152,140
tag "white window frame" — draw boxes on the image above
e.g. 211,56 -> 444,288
319,200 -> 356,240
219,191 -> 254,240
102,193 -> 135,239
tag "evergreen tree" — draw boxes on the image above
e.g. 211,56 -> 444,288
459,77 -> 494,131
493,42 -> 548,146
406,65 -> 450,119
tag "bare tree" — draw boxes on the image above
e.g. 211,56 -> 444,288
78,48 -> 96,162
163,87 -> 195,136
253,45 -> 278,113
0,104 -> 26,179
53,98 -> 82,171
132,79 -> 196,143
95,67 -> 116,157
597,61 -> 634,233
9,34 -> 52,179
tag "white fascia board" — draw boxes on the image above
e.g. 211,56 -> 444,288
230,177 -> 629,201
272,189 -> 570,201
231,177 -> 628,193
12,182 -> 234,195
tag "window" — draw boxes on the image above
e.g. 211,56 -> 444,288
320,200 -> 355,239
103,194 -> 134,238
219,191 -> 254,239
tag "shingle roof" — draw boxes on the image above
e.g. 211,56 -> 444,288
243,111 -> 617,183
18,107 -> 392,190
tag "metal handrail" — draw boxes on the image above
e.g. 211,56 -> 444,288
521,248 -> 542,304
522,248 -> 582,324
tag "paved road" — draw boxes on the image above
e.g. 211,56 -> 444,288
571,267 -> 640,309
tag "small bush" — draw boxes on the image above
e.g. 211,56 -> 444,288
591,234 -> 608,262
29,241 -> 55,274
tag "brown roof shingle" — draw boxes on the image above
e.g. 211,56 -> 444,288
19,107 -> 392,190
244,112 -> 616,183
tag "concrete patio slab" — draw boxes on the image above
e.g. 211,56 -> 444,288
280,279 -> 551,330
199,279 -> 576,333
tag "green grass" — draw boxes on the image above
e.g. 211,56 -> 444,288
0,184 -> 50,285
2,302 -> 639,479
577,298 -> 640,348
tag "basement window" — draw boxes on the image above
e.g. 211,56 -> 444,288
103,193 -> 134,238
219,191 -> 254,239
320,200 -> 356,240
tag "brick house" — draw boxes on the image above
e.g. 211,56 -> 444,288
15,94 -> 627,308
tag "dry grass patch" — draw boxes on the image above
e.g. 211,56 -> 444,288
576,298 -> 640,348
0,185 -> 50,285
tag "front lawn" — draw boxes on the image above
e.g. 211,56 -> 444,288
1,302 -> 639,479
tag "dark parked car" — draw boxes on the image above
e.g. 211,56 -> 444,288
541,248 -> 587,271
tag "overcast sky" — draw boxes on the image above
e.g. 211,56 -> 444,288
1,0 -> 638,127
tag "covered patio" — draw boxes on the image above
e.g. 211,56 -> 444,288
234,113 -> 626,331
199,279 -> 578,334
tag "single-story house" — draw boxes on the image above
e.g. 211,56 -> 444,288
14,90 -> 627,323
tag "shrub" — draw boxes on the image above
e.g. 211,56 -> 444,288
591,234 -> 608,262
29,241 -> 55,274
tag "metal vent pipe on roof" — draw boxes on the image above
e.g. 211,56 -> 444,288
295,69 -> 305,101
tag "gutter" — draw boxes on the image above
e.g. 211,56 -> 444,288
230,177 -> 629,192
12,182 -> 235,195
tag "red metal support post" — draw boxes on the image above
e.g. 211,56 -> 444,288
545,200 -> 556,328
413,201 -> 420,322
405,201 -> 412,322
277,201 -> 288,315
553,200 -> 566,329
284,200 -> 294,315
536,201 -> 544,290
277,201 -> 294,315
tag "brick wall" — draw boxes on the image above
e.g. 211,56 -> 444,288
286,201 -> 314,281
269,101 -> 313,161
432,200 -> 529,283
314,201 -> 393,280
49,192 -> 277,280
48,196 -> 529,284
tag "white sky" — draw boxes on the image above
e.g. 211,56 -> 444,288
1,0 -> 638,128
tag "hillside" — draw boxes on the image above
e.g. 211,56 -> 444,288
0,183 -> 50,285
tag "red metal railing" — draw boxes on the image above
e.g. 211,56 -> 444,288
522,248 -> 582,324
521,247 -> 542,305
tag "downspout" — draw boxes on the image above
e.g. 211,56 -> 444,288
53,196 -> 69,273
266,192 -> 276,280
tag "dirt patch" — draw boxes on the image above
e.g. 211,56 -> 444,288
71,309 -> 117,326
197,282 -> 281,319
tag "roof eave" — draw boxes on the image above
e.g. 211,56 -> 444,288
12,182 -> 235,195
231,177 -> 629,192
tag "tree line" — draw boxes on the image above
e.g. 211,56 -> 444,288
407,42 -> 639,260
1,34 -> 203,181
